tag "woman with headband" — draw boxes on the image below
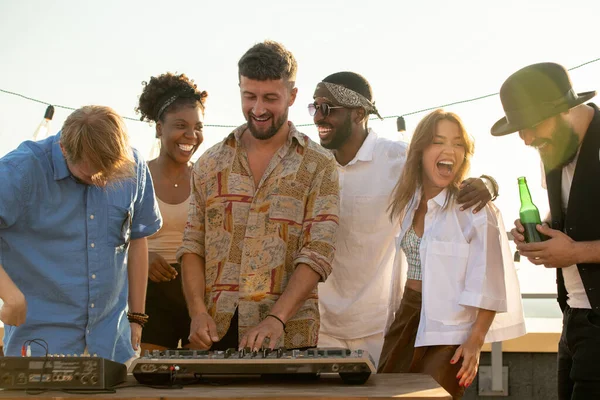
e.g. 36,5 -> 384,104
136,72 -> 207,352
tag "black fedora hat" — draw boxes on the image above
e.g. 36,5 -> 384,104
491,62 -> 596,136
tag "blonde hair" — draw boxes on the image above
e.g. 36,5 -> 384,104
61,106 -> 136,185
388,109 -> 475,222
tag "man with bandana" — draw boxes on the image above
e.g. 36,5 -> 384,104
493,62 -> 600,400
311,72 -> 499,367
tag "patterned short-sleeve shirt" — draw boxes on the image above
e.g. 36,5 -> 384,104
177,122 -> 340,349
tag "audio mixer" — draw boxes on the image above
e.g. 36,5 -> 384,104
0,355 -> 127,390
131,348 -> 376,385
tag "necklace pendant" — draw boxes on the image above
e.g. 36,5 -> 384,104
174,183 -> 178,188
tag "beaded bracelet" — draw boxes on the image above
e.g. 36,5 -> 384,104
127,312 -> 149,328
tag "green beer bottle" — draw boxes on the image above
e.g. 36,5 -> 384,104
518,176 -> 547,243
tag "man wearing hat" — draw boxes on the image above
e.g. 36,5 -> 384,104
493,62 -> 600,399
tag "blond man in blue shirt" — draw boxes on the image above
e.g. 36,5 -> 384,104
0,105 -> 162,363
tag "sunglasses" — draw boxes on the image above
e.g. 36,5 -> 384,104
308,103 -> 345,117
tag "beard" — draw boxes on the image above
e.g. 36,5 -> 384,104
539,117 -> 580,171
319,113 -> 353,150
247,110 -> 288,141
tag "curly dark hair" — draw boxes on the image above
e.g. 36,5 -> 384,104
136,72 -> 208,122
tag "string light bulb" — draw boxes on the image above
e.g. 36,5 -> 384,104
396,116 -> 406,133
33,105 -> 55,140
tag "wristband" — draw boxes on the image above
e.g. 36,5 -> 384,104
266,314 -> 286,332
480,174 -> 499,201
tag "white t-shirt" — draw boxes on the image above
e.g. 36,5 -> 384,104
541,153 -> 590,309
318,129 -> 407,339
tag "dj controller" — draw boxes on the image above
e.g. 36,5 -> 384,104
131,347 -> 376,385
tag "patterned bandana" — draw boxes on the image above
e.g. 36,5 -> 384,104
314,82 -> 383,120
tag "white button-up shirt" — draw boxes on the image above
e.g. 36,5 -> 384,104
386,189 -> 526,347
318,130 -> 407,339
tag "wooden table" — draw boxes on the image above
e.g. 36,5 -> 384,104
0,374 -> 450,399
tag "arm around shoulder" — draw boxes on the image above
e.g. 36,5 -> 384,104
480,174 -> 499,201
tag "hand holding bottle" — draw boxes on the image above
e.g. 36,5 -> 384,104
517,177 -> 548,243
511,218 -> 549,247
516,224 -> 579,268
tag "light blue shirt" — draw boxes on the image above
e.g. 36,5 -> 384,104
0,133 -> 162,363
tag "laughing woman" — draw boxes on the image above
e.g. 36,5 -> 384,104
378,110 -> 525,399
136,73 -> 207,352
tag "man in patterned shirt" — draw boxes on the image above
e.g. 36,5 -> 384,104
177,41 -> 340,351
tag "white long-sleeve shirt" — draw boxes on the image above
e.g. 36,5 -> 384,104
386,189 -> 526,347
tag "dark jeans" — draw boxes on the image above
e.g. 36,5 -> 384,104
558,306 -> 600,400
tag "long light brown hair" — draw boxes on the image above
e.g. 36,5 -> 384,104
388,109 -> 475,223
